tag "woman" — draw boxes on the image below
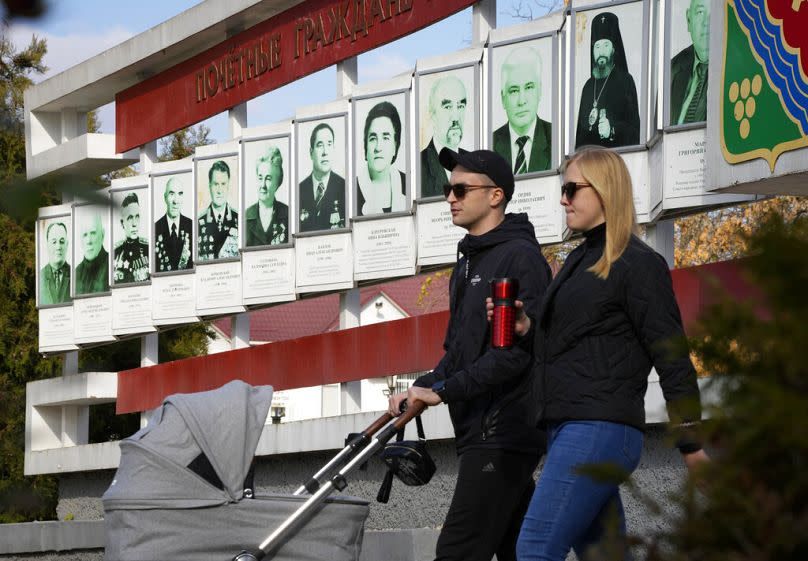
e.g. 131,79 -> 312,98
495,147 -> 708,561
357,101 -> 407,216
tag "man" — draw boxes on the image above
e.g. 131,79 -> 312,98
198,160 -> 239,260
113,192 -> 150,284
39,222 -> 71,305
357,100 -> 407,216
389,148 -> 551,561
75,213 -> 110,295
154,176 -> 193,273
245,146 -> 289,246
299,123 -> 346,232
670,0 -> 710,124
421,75 -> 467,198
493,45 -> 552,175
574,12 -> 640,149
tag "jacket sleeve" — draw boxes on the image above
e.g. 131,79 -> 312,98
624,252 -> 702,452
439,250 -> 551,403
414,265 -> 461,388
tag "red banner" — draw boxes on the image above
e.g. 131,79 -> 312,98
115,0 -> 476,153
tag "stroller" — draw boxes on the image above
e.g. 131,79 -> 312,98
103,380 -> 426,561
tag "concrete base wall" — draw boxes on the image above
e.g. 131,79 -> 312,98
4,427 -> 687,560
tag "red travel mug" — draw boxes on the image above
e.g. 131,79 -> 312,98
490,278 -> 519,348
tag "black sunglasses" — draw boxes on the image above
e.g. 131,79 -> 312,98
561,181 -> 592,201
443,183 -> 496,199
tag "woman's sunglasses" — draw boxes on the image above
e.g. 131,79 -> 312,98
561,181 -> 592,201
442,183 -> 495,199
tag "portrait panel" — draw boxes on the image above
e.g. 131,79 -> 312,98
195,153 -> 240,262
416,64 -> 479,198
242,135 -> 292,248
152,170 -> 194,274
571,1 -> 647,151
490,34 -> 556,177
295,114 -> 349,233
37,214 -> 72,307
111,186 -> 150,285
352,90 -> 410,218
667,0 -> 711,126
72,203 -> 111,297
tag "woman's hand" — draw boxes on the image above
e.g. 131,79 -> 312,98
485,297 -> 531,337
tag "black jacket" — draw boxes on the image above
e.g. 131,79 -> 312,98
415,213 -> 551,455
534,224 -> 701,450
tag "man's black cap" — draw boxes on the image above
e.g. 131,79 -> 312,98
438,147 -> 515,201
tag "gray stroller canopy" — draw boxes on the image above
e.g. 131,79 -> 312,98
103,380 -> 273,509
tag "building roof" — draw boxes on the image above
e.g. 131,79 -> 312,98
213,272 -> 450,342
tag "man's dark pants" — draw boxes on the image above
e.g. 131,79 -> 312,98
435,449 -> 539,561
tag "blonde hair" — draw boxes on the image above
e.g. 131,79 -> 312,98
565,146 -> 638,279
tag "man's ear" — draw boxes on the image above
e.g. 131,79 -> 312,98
490,187 -> 506,208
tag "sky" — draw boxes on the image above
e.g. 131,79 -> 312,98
5,0 -> 539,146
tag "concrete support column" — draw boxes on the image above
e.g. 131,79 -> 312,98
139,141 -> 158,173
229,103 -> 248,139
339,290 -> 362,414
139,333 -> 159,427
60,405 -> 88,447
644,219 -> 675,268
472,0 -> 497,46
60,109 -> 78,143
336,57 -> 358,98
231,314 -> 251,349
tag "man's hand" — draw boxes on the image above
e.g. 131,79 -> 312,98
407,385 -> 442,408
387,391 -> 408,417
485,297 -> 531,336
682,448 -> 711,490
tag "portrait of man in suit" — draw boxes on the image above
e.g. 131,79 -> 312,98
421,75 -> 467,198
198,159 -> 239,261
670,0 -> 710,125
75,213 -> 110,295
154,176 -> 193,273
357,100 -> 407,216
245,145 -> 288,246
113,191 -> 149,284
298,122 -> 346,232
493,45 -> 552,175
575,11 -> 640,149
39,221 -> 71,305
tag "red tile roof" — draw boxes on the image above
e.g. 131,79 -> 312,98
213,271 -> 451,343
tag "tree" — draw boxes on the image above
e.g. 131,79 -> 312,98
159,124 -> 213,161
0,31 -> 61,522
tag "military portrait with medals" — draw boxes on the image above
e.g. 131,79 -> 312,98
153,173 -> 194,273
112,189 -> 150,284
196,156 -> 240,261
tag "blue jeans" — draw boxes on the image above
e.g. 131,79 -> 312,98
516,421 -> 644,561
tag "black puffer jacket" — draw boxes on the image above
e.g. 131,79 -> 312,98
415,213 -> 551,455
534,223 -> 701,450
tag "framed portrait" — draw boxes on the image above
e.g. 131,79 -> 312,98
489,32 -> 559,179
36,210 -> 72,307
665,0 -> 711,128
352,89 -> 411,218
72,202 -> 111,297
152,170 -> 194,275
415,63 -> 480,199
241,134 -> 292,249
570,0 -> 649,152
295,113 -> 349,234
110,185 -> 150,286
195,153 -> 240,263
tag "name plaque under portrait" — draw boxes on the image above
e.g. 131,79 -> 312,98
74,296 -> 115,345
152,275 -> 197,326
112,286 -> 154,335
38,307 -> 77,353
295,232 -> 354,293
510,175 -> 567,244
242,248 -> 296,305
196,261 -> 244,316
416,200 -> 466,266
353,216 -> 416,281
